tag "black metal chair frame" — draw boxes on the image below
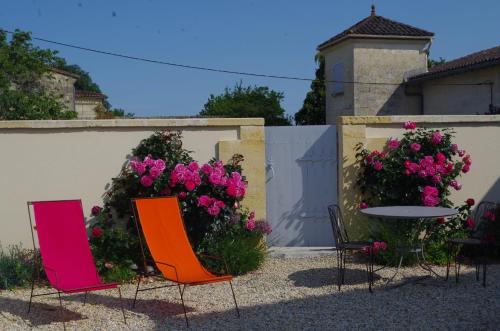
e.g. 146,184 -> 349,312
446,201 -> 499,287
130,197 -> 240,328
328,204 -> 374,293
26,200 -> 127,330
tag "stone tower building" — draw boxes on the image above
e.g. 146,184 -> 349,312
318,6 -> 434,123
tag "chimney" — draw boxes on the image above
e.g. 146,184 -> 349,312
371,4 -> 376,16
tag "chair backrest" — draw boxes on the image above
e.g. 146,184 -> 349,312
328,204 -> 349,247
132,197 -> 216,283
29,200 -> 101,291
472,201 -> 499,239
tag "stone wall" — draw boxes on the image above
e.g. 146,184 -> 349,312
337,115 -> 500,237
41,71 -> 77,112
0,118 -> 265,246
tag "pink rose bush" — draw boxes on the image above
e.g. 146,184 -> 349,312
356,122 -> 476,264
89,131 -> 271,278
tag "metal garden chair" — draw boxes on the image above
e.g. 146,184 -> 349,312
328,204 -> 374,292
446,201 -> 499,287
131,196 -> 240,328
27,200 -> 126,328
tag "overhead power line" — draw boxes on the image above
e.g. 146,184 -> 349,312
0,29 -> 493,87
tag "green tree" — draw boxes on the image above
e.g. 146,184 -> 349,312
428,57 -> 446,68
294,54 -> 326,125
0,30 -> 76,120
200,82 -> 291,126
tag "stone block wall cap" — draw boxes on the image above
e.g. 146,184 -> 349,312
337,115 -> 500,125
0,117 -> 265,129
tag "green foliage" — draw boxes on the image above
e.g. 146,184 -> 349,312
200,227 -> 266,276
295,54 -> 326,125
356,124 -> 474,265
110,108 -> 135,118
0,245 -> 45,289
200,82 -> 292,126
428,57 -> 446,68
0,30 -> 76,120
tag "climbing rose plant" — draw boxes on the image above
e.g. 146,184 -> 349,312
90,131 -> 271,280
356,121 -> 475,264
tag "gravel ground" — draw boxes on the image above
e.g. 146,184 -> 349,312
1,256 -> 499,330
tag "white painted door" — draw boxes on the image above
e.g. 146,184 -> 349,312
265,126 -> 337,246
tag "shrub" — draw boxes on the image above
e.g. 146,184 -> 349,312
0,244 -> 45,289
90,131 -> 271,280
356,122 -> 474,265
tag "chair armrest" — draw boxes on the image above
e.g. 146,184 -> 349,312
150,260 -> 180,282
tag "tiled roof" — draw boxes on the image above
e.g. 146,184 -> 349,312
75,90 -> 107,99
408,45 -> 500,83
318,7 -> 434,50
49,67 -> 80,79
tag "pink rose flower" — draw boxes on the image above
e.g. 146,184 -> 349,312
134,162 -> 146,175
462,164 -> 470,173
359,202 -> 369,209
450,180 -> 462,191
418,170 -> 427,178
373,161 -> 383,171
450,144 -> 458,153
184,180 -> 196,191
466,217 -> 475,229
404,121 -> 417,130
437,217 -> 445,225
143,155 -> 155,167
201,163 -> 212,174
149,166 -> 161,179
410,143 -> 421,152
421,186 -> 440,206
431,175 -> 441,184
178,192 -> 187,199
246,220 -> 256,231
104,262 -> 113,269
388,138 -> 400,150
188,161 -> 199,172
435,153 -> 446,164
91,206 -> 102,216
466,198 -> 475,206
92,226 -> 103,238
140,175 -> 154,187
431,131 -> 442,145
198,195 -> 212,208
154,159 -> 166,171
458,150 -> 466,157
207,205 -> 221,216
233,201 -> 240,209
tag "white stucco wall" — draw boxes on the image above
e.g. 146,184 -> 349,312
0,118 -> 264,247
421,65 -> 500,115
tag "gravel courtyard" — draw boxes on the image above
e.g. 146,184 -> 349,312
1,256 -> 499,330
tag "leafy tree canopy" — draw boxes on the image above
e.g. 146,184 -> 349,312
428,57 -> 446,68
200,82 -> 291,126
0,30 -> 76,120
294,54 -> 325,125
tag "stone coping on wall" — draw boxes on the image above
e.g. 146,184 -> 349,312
338,115 -> 500,125
0,117 -> 264,129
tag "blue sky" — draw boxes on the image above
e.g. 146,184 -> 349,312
2,0 -> 499,119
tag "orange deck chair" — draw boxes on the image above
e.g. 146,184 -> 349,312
131,196 -> 240,327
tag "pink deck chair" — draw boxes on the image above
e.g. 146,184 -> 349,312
27,200 -> 126,323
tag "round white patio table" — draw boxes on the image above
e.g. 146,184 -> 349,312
360,206 -> 458,287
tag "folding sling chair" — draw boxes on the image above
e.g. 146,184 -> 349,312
27,200 -> 126,324
131,196 -> 240,327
